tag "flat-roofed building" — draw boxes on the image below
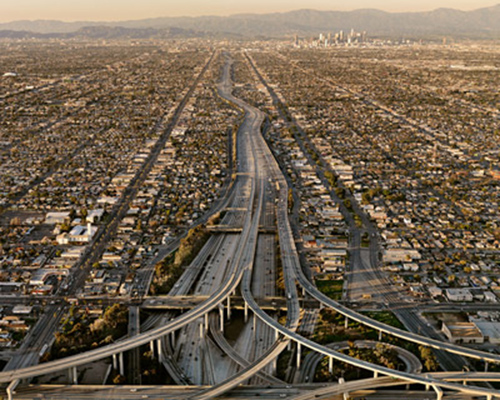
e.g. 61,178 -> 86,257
474,321 -> 500,344
442,322 -> 484,344
12,305 -> 33,315
45,211 -> 70,225
320,248 -> 347,271
56,223 -> 97,245
445,288 -> 473,302
383,248 -> 421,263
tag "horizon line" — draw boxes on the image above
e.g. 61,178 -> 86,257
0,3 -> 498,25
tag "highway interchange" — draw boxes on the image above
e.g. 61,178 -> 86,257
3,51 -> 500,400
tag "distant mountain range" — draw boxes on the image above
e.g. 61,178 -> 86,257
0,26 -> 205,40
1,5 -> 500,39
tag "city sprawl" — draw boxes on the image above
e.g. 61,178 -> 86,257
0,38 -> 500,399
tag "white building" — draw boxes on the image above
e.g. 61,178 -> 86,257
87,209 -> 104,223
45,211 -> 70,225
428,286 -> 442,298
12,305 -> 33,315
484,291 -> 497,302
56,223 -> 97,245
383,248 -> 421,263
445,288 -> 473,302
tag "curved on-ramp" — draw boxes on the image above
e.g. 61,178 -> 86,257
298,339 -> 422,384
245,49 -> 500,366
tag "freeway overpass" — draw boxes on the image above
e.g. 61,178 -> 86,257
142,295 -> 319,311
4,50 -> 500,400
0,54 -> 264,388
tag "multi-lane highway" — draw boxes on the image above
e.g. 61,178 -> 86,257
5,50 -> 500,400
0,51 -> 278,388
244,274 -> 500,399
1,51 -> 218,381
181,53 -> 301,400
257,51 -> 471,372
3,305 -> 65,372
245,51 -> 500,368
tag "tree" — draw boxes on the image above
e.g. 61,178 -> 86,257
60,223 -> 71,233
361,191 -> 371,205
287,189 -> 294,212
419,346 -> 439,371
113,374 -> 126,384
325,171 -> 337,187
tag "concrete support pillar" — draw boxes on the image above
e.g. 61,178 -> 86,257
343,392 -> 349,400
72,366 -> 78,384
112,353 -> 118,370
150,340 -> 155,357
287,341 -> 292,351
252,315 -> 256,335
462,380 -> 467,386
6,379 -> 19,400
302,287 -> 306,297
373,371 -> 378,378
244,302 -> 249,323
378,330 -> 382,341
199,323 -> 203,339
344,317 -> 348,329
119,352 -> 124,376
157,339 -> 162,361
227,296 -> 231,320
432,385 -> 443,400
485,361 -> 489,372
328,357 -> 333,374
274,329 -> 279,342
205,313 -> 209,332
219,307 -> 224,332
296,342 -> 301,368
171,331 -> 176,347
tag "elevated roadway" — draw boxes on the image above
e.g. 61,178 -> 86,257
245,50 -> 500,368
5,49 -> 500,400
185,52 -> 301,399
244,275 -> 500,399
297,340 -> 422,384
0,56 -> 262,387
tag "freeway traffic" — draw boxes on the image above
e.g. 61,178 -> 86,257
245,50 -> 500,367
4,49 -> 500,400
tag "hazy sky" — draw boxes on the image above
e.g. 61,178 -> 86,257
2,0 -> 499,22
